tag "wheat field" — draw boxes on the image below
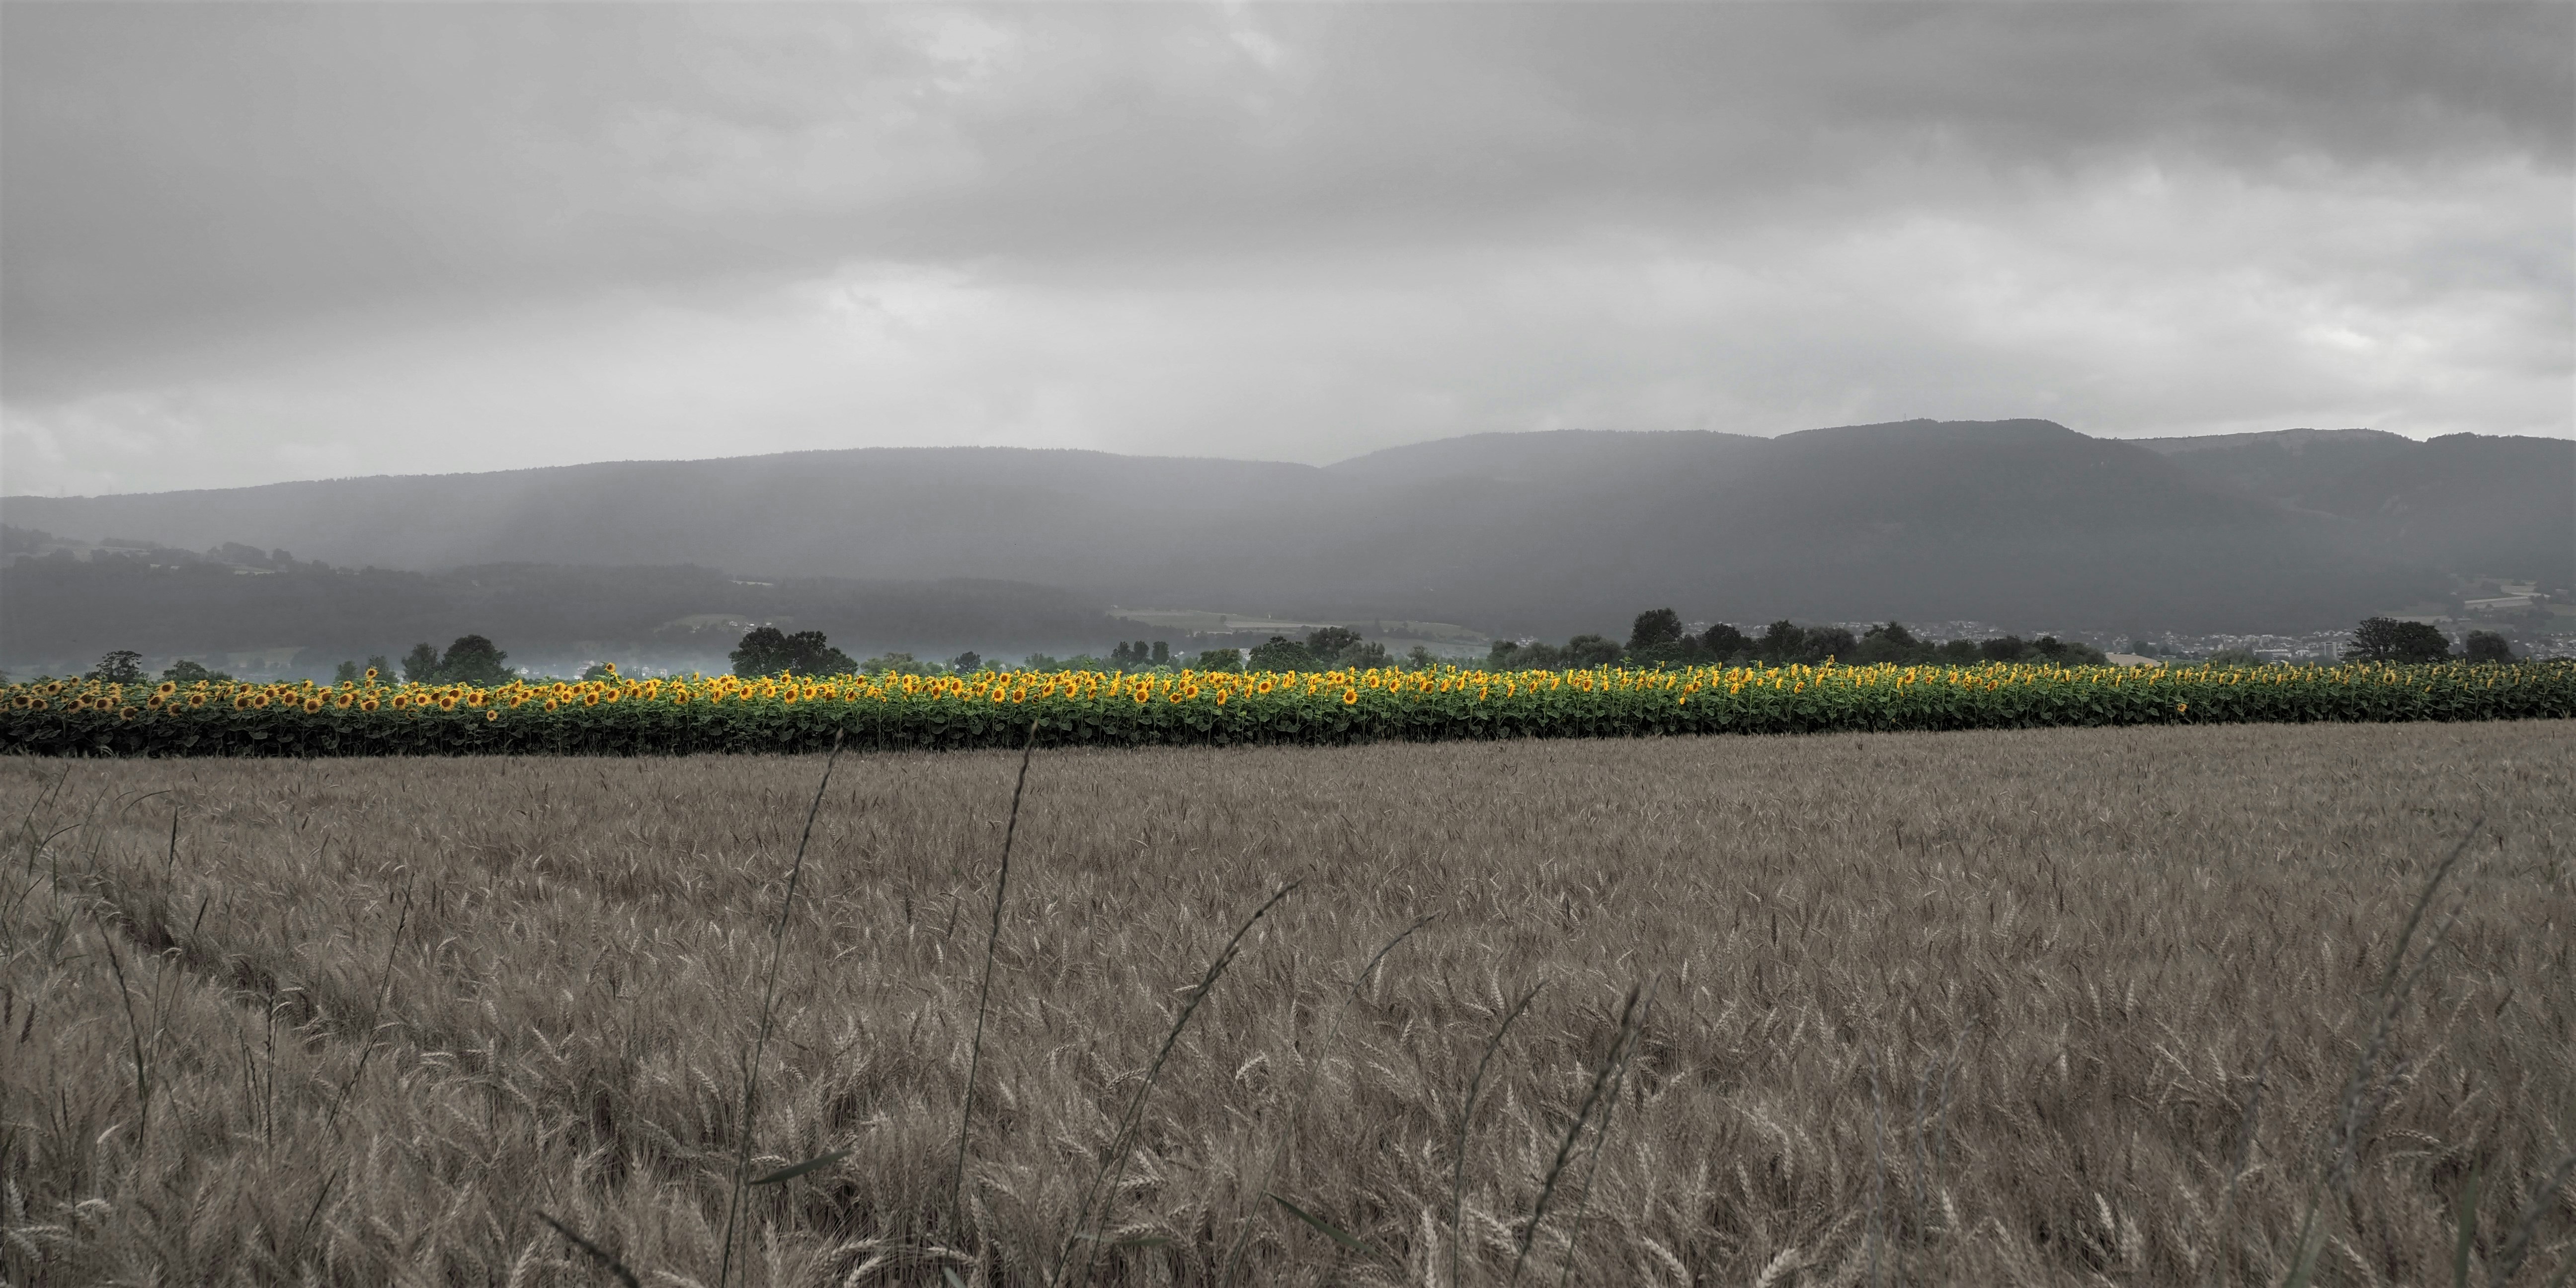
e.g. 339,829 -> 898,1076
4,722 -> 2572,1286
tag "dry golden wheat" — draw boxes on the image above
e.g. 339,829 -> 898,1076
3,720 -> 2572,1285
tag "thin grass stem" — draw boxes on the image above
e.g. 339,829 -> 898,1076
1058,880 -> 1301,1288
1453,981 -> 1543,1288
951,720 -> 1041,1219
717,730 -> 845,1288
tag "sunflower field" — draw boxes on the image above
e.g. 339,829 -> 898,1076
5,657 -> 2571,757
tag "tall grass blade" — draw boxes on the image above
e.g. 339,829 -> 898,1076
1453,981 -> 1543,1288
750,1147 -> 853,1187
1270,1191 -> 1393,1263
1219,912 -> 1436,1288
1554,979 -> 1658,1288
90,906 -> 151,1148
1512,982 -> 1645,1287
2490,1150 -> 2576,1288
718,730 -> 845,1288
2451,1162 -> 2481,1288
952,719 -> 1041,1217
537,1210 -> 643,1288
2285,819 -> 2483,1288
322,877 -> 411,1133
1058,880 -> 1301,1288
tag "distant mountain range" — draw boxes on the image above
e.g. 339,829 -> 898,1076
5,420 -> 2568,662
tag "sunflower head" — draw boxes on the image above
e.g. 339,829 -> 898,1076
118,707 -> 137,721
233,696 -> 252,710
303,697 -> 324,714
360,698 -> 380,712
1343,688 -> 1360,705
437,695 -> 458,710
544,698 -> 559,711
486,709 -> 499,722
155,681 -> 177,696
187,693 -> 208,708
365,667 -> 379,680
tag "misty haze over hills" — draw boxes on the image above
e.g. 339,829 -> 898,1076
5,420 -> 2569,667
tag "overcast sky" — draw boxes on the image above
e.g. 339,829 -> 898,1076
3,3 -> 2569,497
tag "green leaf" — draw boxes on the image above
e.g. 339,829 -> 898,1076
749,1146 -> 851,1186
1268,1192 -> 1388,1262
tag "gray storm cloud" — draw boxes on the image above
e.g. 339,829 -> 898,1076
2,3 -> 2568,496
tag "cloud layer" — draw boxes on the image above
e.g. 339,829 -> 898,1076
4,3 -> 2568,496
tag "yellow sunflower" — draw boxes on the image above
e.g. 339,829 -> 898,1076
303,697 -> 324,714
360,698 -> 380,712
155,681 -> 177,697
1342,688 -> 1359,705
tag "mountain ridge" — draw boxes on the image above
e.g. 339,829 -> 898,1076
7,420 -> 2566,637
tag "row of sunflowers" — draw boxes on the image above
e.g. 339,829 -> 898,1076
4,659 -> 2570,756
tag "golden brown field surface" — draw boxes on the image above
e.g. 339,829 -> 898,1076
5,722 -> 2573,1286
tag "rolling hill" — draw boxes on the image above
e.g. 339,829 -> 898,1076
7,420 -> 2567,655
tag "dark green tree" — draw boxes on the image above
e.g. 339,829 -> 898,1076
438,636 -> 512,685
1194,648 -> 1243,672
1851,623 -> 1924,665
1022,653 -> 1063,671
732,627 -> 858,676
950,650 -> 983,673
333,660 -> 363,684
1487,639 -> 1522,668
1516,641 -> 1568,669
1696,623 -> 1751,660
364,655 -> 394,683
1807,626 -> 1857,662
1757,621 -> 1803,664
85,650 -> 146,683
580,662 -> 618,682
401,642 -> 443,683
1249,635 -> 1317,672
1565,634 -> 1623,667
2464,630 -> 2515,663
2348,617 -> 2451,663
1978,636 -> 2029,663
161,659 -> 232,684
1149,641 -> 1169,666
1627,608 -> 1684,651
1303,627 -> 1364,663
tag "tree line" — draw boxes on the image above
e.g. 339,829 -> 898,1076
45,611 -> 2531,691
